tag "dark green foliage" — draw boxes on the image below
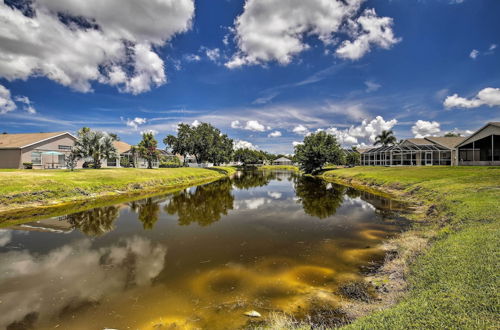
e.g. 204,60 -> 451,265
294,131 -> 344,174
22,162 -> 32,169
294,176 -> 345,218
345,151 -> 361,166
164,179 -> 234,226
72,127 -> 117,169
67,206 -> 119,237
138,132 -> 160,169
374,130 -> 397,146
164,122 -> 233,165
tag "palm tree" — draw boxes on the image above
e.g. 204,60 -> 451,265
374,130 -> 397,146
138,132 -> 160,169
73,128 -> 117,168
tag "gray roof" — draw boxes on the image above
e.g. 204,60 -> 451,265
273,157 -> 292,162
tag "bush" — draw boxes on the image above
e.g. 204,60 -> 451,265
159,161 -> 181,168
120,157 -> 131,168
22,162 -> 33,169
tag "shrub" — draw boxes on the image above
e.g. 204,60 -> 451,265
159,161 -> 181,168
22,162 -> 33,169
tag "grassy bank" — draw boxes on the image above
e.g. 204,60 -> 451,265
319,166 -> 500,329
259,165 -> 299,171
0,167 -> 236,224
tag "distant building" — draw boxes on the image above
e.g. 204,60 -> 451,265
359,122 -> 500,166
273,157 -> 293,166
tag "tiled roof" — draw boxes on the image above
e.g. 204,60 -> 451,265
425,136 -> 466,149
0,132 -> 71,149
113,141 -> 133,154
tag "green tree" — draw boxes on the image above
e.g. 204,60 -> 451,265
444,132 -> 461,137
164,123 -> 193,166
67,206 -> 119,237
108,133 -> 120,141
374,130 -> 397,146
138,132 -> 160,169
345,151 -> 361,166
234,148 -> 260,165
294,131 -> 344,174
72,127 -> 117,169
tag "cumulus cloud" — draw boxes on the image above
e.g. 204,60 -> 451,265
347,116 -> 398,143
125,117 -> 147,130
233,139 -> 257,150
325,127 -> 359,145
225,0 -> 398,68
191,119 -> 201,127
444,87 -> 500,109
336,9 -> 401,60
268,130 -> 282,138
292,124 -> 309,135
184,54 -> 201,62
231,120 -> 242,129
0,236 -> 166,330
0,0 -> 194,94
292,141 -> 303,147
469,49 -> 479,59
0,84 -> 17,114
412,120 -> 441,138
232,120 -> 268,132
204,47 -> 221,63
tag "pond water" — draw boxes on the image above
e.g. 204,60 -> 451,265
0,170 -> 408,329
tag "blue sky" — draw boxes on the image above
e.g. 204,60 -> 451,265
0,0 -> 499,153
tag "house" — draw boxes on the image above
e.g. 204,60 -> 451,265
273,157 -> 293,166
456,122 -> 500,166
360,136 -> 466,166
0,132 -> 83,169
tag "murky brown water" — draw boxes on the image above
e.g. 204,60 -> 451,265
0,170 -> 408,329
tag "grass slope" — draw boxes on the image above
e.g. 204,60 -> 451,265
321,166 -> 500,329
0,167 -> 236,220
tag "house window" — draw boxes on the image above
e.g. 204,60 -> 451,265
107,158 -> 117,167
58,145 -> 72,150
32,152 -> 42,165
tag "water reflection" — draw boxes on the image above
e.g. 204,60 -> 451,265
165,179 -> 234,226
294,176 -> 346,219
0,170 -> 409,329
66,205 -> 119,236
0,236 -> 166,330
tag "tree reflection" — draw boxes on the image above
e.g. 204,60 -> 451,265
67,206 -> 119,237
232,171 -> 276,189
129,198 -> 161,229
164,179 -> 234,226
294,176 -> 345,219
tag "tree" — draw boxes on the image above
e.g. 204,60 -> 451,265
108,133 -> 120,141
164,122 -> 233,165
164,123 -> 193,166
294,131 -> 344,174
234,148 -> 260,165
72,127 -> 117,169
294,176 -> 345,219
444,132 -> 461,137
345,151 -> 361,166
374,130 -> 397,146
138,132 -> 160,169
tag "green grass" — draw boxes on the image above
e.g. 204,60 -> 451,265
0,167 -> 236,218
259,165 -> 299,171
320,166 -> 500,329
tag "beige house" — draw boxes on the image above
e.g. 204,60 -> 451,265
0,132 -> 82,169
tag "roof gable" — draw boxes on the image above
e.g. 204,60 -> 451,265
0,132 -> 74,149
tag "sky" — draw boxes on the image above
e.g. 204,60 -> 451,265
0,0 -> 499,154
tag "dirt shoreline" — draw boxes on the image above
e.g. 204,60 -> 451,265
319,174 -> 434,324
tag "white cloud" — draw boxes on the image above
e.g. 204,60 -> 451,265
204,47 -> 221,62
292,141 -> 303,147
444,87 -> 500,109
126,117 -> 147,130
140,129 -> 158,135
268,131 -> 282,138
0,236 -> 166,330
469,49 -> 479,59
14,95 -> 36,114
0,84 -> 17,114
347,115 -> 398,143
231,120 -> 242,129
412,120 -> 441,138
184,54 -> 201,62
292,124 -> 309,135
191,119 -> 201,127
445,128 -> 473,136
335,9 -> 401,60
489,44 -> 497,51
325,127 -> 359,145
233,139 -> 257,150
245,120 -> 266,131
0,1 -> 194,94
364,80 -> 381,92
226,0 -> 397,68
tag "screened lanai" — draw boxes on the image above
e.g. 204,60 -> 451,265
361,143 -> 452,166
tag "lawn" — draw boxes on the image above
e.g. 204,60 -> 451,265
321,166 -> 500,329
0,167 -> 236,220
